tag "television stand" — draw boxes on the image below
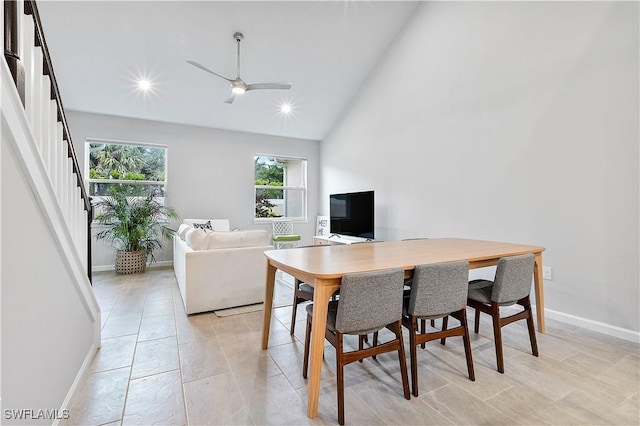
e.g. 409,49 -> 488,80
313,235 -> 373,246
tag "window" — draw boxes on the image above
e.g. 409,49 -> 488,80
254,155 -> 307,220
86,139 -> 167,200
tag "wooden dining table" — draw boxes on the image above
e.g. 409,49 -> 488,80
260,238 -> 545,419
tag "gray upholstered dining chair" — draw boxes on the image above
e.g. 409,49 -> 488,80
401,238 -> 436,338
302,268 -> 410,425
465,253 -> 539,373
402,261 -> 475,397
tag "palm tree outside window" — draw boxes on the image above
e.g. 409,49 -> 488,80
86,139 -> 167,208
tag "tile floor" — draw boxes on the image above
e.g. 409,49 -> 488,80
66,268 -> 640,425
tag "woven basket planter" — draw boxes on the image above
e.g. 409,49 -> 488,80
115,250 -> 148,274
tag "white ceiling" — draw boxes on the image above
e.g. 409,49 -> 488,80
37,1 -> 420,141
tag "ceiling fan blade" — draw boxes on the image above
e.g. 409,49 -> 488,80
186,60 -> 232,82
246,82 -> 293,91
224,92 -> 236,104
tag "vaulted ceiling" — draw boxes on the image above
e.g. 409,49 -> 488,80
38,1 -> 420,140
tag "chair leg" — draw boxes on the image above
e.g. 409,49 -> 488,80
409,317 -> 419,397
336,333 -> 345,426
358,335 -> 365,363
392,321 -> 411,400
522,296 -> 539,357
420,319 -> 427,349
490,302 -> 505,374
302,314 -> 312,379
372,331 -> 379,360
474,307 -> 480,333
290,300 -> 299,335
440,316 -> 449,345
460,309 -> 475,381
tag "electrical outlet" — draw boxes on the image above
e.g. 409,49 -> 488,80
543,266 -> 552,280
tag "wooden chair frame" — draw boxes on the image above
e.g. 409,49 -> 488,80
404,309 -> 475,396
467,294 -> 538,373
290,280 -> 338,335
303,316 -> 410,425
290,278 -> 314,335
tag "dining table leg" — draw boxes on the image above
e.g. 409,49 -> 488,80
533,252 -> 545,333
307,279 -> 339,418
261,262 -> 277,349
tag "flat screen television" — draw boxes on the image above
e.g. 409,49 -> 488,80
329,191 -> 374,239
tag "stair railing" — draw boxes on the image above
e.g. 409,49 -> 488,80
4,0 -> 93,282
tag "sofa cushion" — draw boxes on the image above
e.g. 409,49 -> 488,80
185,228 -> 208,250
205,230 -> 271,249
184,228 -> 271,251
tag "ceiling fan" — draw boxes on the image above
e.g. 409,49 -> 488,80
187,32 -> 293,104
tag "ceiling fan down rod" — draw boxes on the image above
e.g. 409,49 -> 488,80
234,32 -> 243,79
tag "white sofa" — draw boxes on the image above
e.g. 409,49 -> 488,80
173,219 -> 274,314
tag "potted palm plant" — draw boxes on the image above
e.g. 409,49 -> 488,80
94,186 -> 179,274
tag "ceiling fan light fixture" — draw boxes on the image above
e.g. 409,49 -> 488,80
231,79 -> 247,94
187,31 -> 292,104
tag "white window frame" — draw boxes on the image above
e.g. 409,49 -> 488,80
254,154 -> 307,222
85,137 -> 168,203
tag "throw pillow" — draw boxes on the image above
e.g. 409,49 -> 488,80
193,220 -> 213,231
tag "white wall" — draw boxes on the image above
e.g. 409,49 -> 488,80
1,113 -> 96,422
320,2 -> 639,334
66,111 -> 320,269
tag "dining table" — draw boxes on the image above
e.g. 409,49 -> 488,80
261,237 -> 545,418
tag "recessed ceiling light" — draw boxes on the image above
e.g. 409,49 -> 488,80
137,79 -> 151,91
275,98 -> 296,120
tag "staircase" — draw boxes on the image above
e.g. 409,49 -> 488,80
2,0 -> 100,418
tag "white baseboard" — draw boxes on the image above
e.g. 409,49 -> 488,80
55,341 -> 99,425
540,306 -> 640,344
92,261 -> 173,273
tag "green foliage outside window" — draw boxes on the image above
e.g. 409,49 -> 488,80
254,155 -> 306,220
89,143 -> 166,198
255,192 -> 280,218
254,157 -> 285,218
89,143 -> 165,182
255,157 -> 284,199
255,157 -> 284,183
254,179 -> 283,199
